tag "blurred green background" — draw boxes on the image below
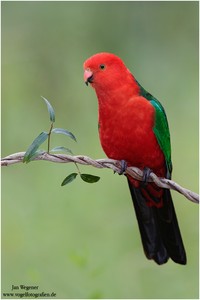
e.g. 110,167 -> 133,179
2,1 -> 199,299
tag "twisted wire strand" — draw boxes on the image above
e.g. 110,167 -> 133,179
1,151 -> 199,204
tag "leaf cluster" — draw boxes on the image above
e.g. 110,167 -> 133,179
23,97 -> 100,185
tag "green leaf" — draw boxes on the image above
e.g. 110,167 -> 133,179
61,173 -> 78,186
80,174 -> 100,183
23,132 -> 48,163
41,96 -> 55,123
50,146 -> 73,155
52,128 -> 77,142
28,149 -> 45,162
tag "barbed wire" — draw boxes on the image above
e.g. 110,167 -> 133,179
1,151 -> 199,204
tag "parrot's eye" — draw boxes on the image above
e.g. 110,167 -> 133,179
99,64 -> 105,70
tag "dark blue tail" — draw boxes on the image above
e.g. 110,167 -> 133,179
128,179 -> 187,265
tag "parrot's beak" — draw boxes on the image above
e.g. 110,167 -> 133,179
84,69 -> 94,86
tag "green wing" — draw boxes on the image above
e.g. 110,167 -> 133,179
137,81 -> 172,175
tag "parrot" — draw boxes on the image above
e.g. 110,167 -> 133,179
83,52 -> 186,265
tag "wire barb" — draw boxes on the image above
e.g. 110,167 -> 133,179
1,151 -> 199,204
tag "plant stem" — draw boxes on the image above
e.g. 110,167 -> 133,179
74,162 -> 81,175
47,122 -> 54,153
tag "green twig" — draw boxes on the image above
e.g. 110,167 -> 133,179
47,122 -> 54,153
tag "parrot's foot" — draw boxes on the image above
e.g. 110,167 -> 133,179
141,167 -> 152,186
118,160 -> 127,175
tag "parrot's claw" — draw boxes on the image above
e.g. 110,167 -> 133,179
141,167 -> 152,186
118,160 -> 127,175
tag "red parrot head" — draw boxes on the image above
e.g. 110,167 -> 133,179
83,52 -> 133,92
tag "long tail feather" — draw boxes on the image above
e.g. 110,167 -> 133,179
128,179 -> 187,265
